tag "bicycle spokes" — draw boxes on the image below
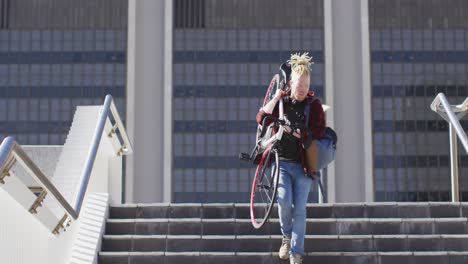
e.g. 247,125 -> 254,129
258,157 -> 275,202
250,149 -> 280,229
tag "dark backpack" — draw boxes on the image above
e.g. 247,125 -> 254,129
304,97 -> 337,147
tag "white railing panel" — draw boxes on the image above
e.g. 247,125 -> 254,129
44,106 -> 101,219
0,95 -> 132,263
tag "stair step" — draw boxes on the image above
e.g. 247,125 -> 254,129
101,203 -> 468,263
109,203 -> 468,220
100,234 -> 468,253
98,251 -> 468,264
105,218 -> 468,236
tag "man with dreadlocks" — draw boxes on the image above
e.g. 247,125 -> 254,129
256,52 -> 326,264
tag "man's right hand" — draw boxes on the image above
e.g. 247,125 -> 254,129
274,88 -> 288,101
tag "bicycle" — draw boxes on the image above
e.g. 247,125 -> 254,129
239,74 -> 308,229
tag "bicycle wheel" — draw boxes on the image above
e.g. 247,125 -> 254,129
256,74 -> 281,142
263,74 -> 281,107
250,147 -> 280,229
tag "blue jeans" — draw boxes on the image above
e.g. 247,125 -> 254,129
276,161 -> 312,256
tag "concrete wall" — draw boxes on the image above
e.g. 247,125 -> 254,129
11,146 -> 62,186
126,0 -> 172,203
325,0 -> 373,202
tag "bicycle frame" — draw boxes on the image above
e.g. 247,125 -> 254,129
257,99 -> 286,150
254,97 -> 327,202
242,75 -> 329,229
246,97 -> 286,229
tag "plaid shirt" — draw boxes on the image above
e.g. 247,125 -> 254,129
256,91 -> 326,174
256,91 -> 326,140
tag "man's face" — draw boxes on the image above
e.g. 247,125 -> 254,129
289,73 -> 310,102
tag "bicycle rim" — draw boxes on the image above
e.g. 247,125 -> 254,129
263,74 -> 280,106
250,148 -> 280,229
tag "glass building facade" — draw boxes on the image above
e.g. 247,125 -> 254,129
7,0 -> 468,203
369,0 -> 468,201
172,0 -> 325,202
0,0 -> 127,145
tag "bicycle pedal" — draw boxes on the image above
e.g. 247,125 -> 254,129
239,152 -> 251,162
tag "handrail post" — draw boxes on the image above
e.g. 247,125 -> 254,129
449,124 -> 459,202
318,183 -> 323,204
431,93 -> 468,202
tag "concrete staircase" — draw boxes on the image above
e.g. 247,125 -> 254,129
99,203 -> 468,263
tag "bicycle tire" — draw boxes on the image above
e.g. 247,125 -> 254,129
257,74 -> 281,142
250,147 -> 280,229
263,74 -> 281,107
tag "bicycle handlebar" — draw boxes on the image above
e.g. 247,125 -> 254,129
260,115 -> 310,136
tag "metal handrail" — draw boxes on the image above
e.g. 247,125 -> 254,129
0,137 -> 79,218
0,94 -> 132,230
74,94 -> 133,215
430,93 -> 468,202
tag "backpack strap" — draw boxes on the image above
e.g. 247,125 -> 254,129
304,96 -> 316,128
302,96 -> 316,148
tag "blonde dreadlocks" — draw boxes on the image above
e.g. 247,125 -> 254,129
288,52 -> 314,77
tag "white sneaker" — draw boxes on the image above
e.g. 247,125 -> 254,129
290,253 -> 303,264
278,236 -> 291,260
